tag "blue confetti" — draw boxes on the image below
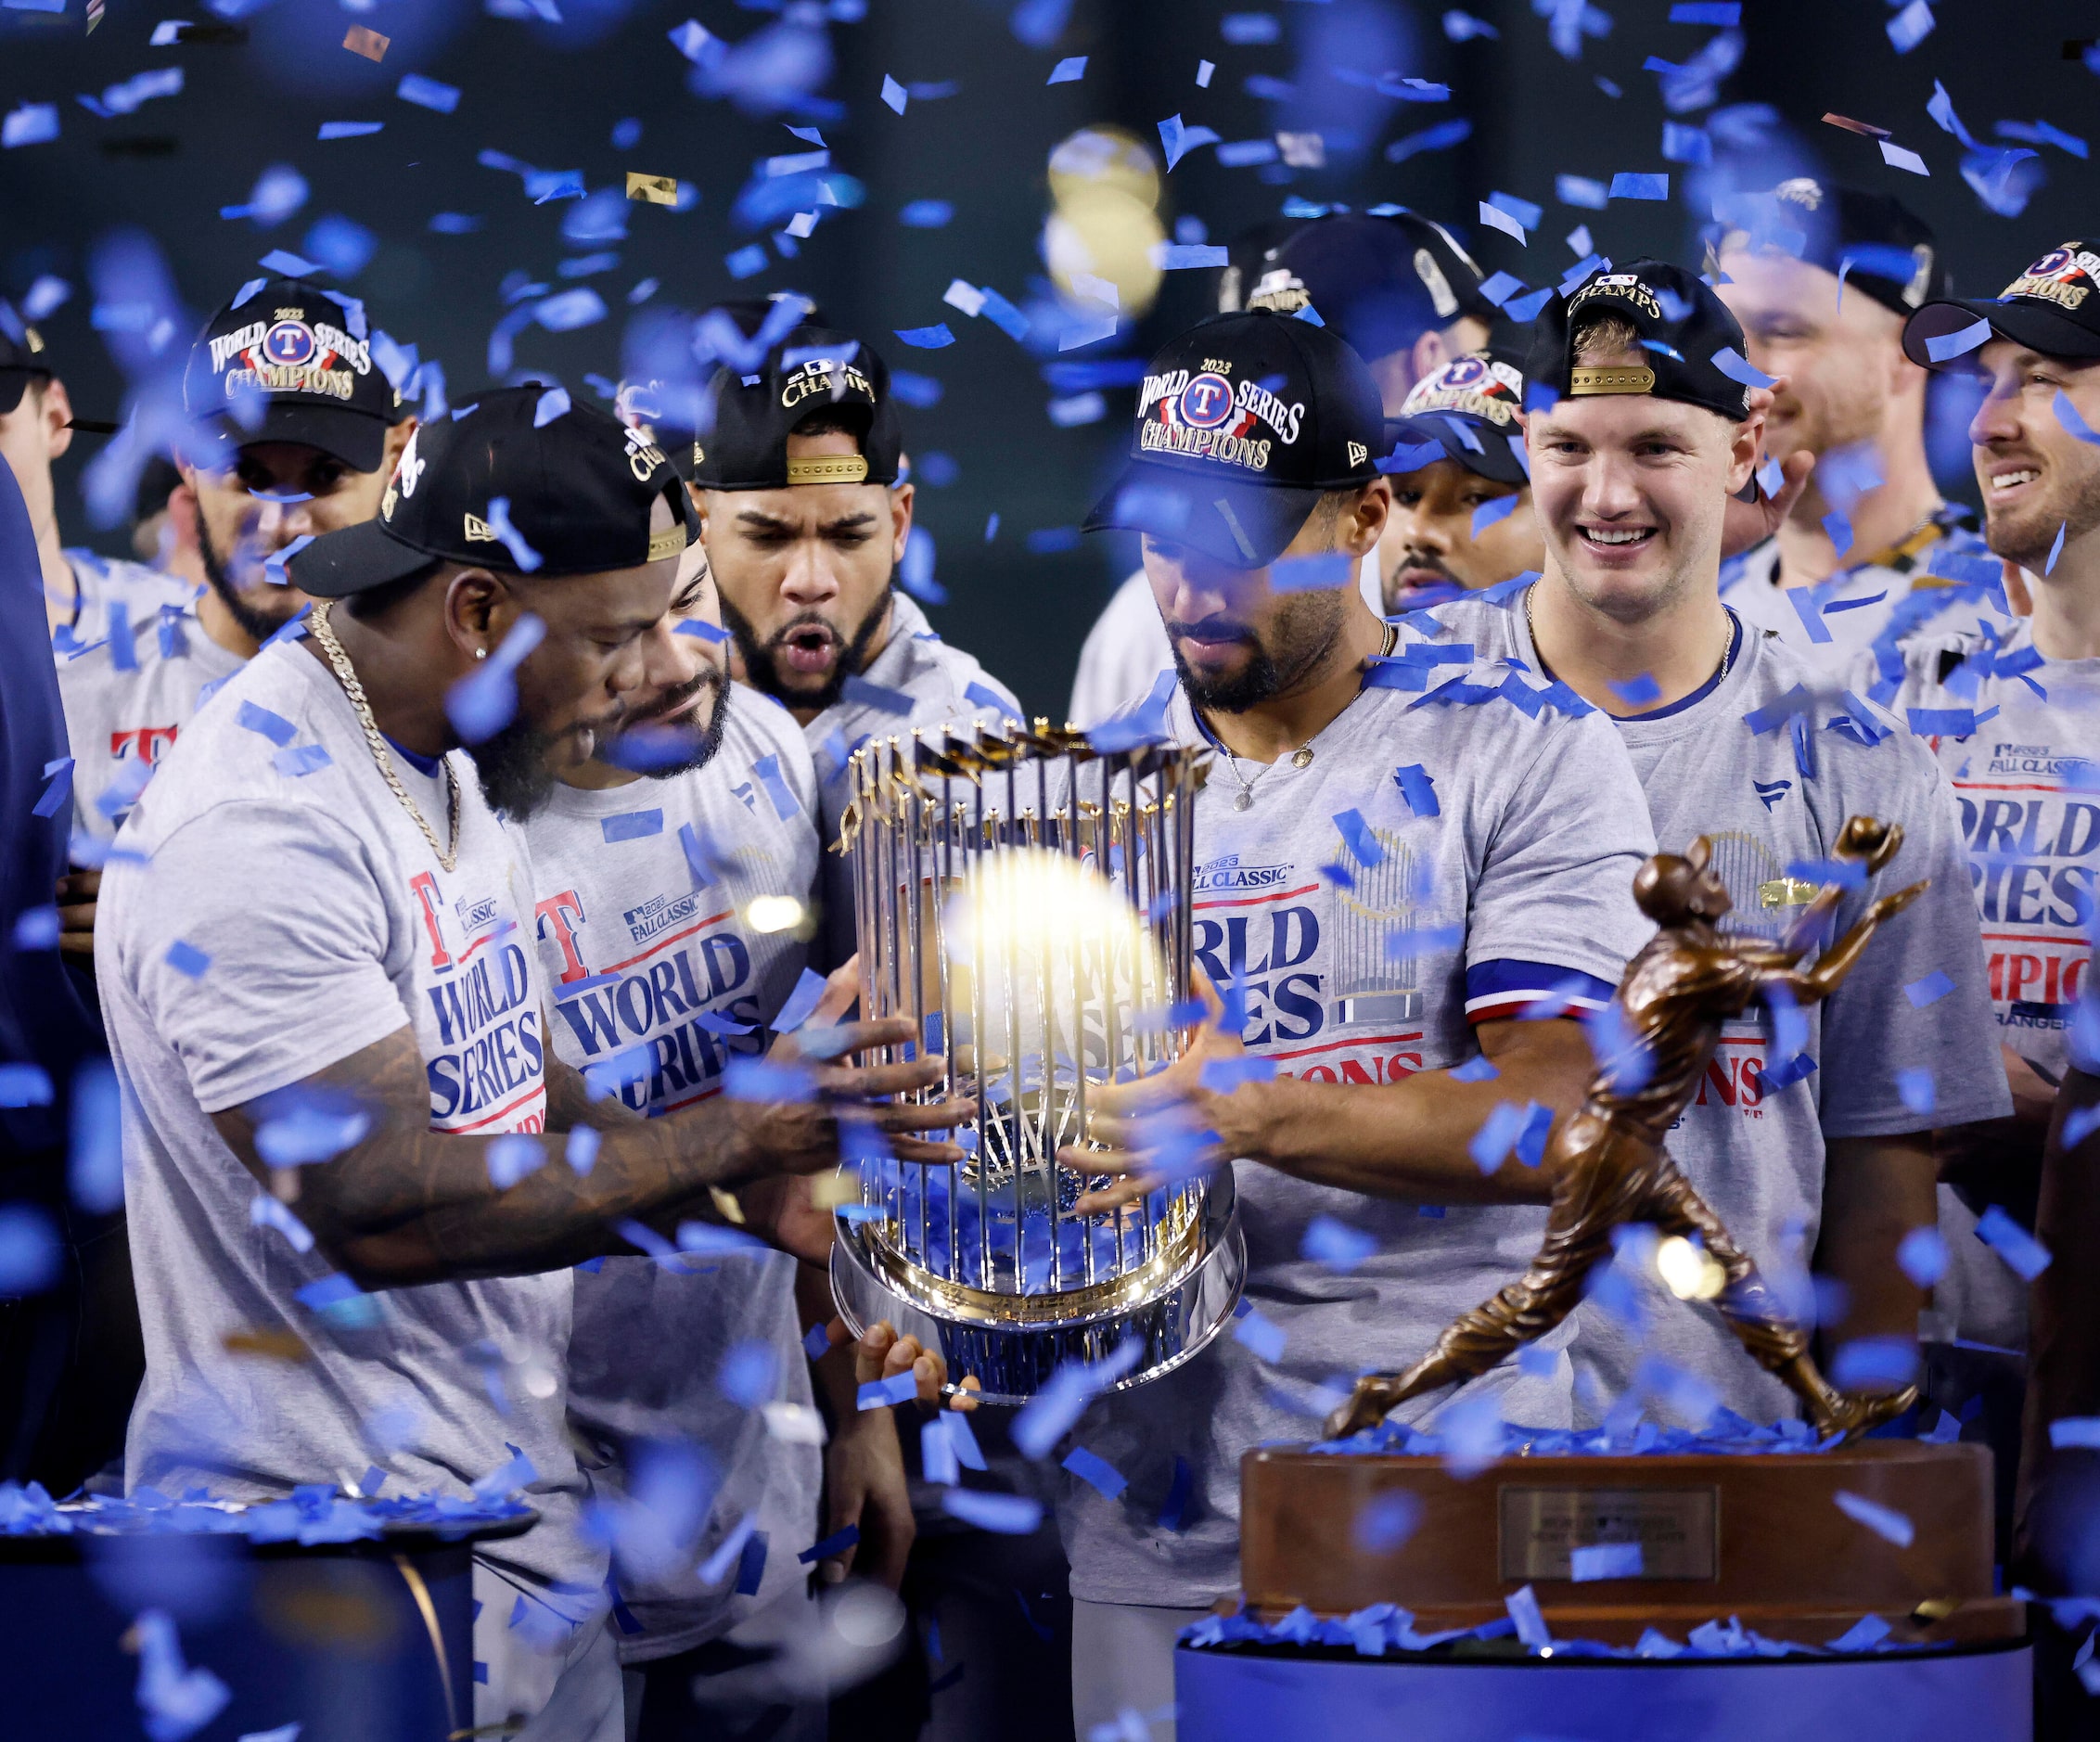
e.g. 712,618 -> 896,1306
1903,971 -> 1954,1007
772,967 -> 831,1034
272,744 -> 332,778
165,940 -> 211,979
940,1489 -> 1043,1534
1895,1067 -> 1935,1117
1047,56 -> 1087,83
899,199 -> 953,228
1234,1308 -> 1287,1363
318,122 -> 385,141
1570,1540 -> 1644,1580
1710,347 -> 1775,389
600,810 -> 664,843
893,324 -> 955,349
237,701 -> 297,747
396,74 -> 462,113
1609,173 -> 1670,201
881,75 -> 908,115
1301,1214 -> 1377,1273
1833,1490 -> 1914,1546
1974,1205 -> 2051,1280
1061,1446 -> 1126,1498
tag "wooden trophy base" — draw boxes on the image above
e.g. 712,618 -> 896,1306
1238,1439 -> 2019,1649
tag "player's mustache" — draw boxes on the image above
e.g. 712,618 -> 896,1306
1168,614 -> 1257,645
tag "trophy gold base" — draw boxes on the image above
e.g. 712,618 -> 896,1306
1237,1439 -> 2018,1648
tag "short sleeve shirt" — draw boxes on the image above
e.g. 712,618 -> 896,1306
1416,589 -> 2007,1423
519,691 -> 825,1660
1873,617 -> 2100,1084
98,635 -> 594,1609
1059,660 -> 1658,1607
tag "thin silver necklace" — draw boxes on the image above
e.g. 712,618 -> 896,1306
1522,583 -> 1734,698
1219,621 -> 1399,812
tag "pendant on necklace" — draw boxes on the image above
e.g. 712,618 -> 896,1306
1233,790 -> 1252,812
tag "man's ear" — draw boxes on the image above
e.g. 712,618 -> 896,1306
378,416 -> 418,479
442,567 -> 511,661
1342,480 -> 1392,556
40,378 -> 73,464
1725,405 -> 1765,497
890,480 -> 915,561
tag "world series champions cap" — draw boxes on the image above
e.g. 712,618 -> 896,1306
0,301 -> 53,416
690,324 -> 903,490
1386,335 -> 1530,486
286,386 -> 696,597
1083,308 -> 1386,569
1902,239 -> 2100,368
181,275 -> 409,473
1529,259 -> 1753,422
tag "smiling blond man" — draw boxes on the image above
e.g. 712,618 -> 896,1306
1407,259 -> 2004,1430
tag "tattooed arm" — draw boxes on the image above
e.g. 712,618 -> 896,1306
214,1016 -> 967,1287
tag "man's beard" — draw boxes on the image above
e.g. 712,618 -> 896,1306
1985,459 -> 2100,574
608,667 -> 733,780
721,581 -> 892,712
465,715 -> 564,822
1167,593 -> 1346,714
197,514 -> 307,645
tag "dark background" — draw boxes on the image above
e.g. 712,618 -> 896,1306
3,0 -> 2094,719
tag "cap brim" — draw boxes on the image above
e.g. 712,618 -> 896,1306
1082,461 -> 1323,568
1903,296 -> 2100,369
1385,413 -> 1529,486
200,402 -> 391,473
285,517 -> 439,598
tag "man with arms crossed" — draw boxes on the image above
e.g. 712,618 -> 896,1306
523,543 -> 959,1736
1406,262 -> 2004,1429
102,388 -> 967,1739
1058,307 -> 1661,1736
1714,183 -> 1995,672
690,327 -> 1019,967
1877,240 -> 2100,1346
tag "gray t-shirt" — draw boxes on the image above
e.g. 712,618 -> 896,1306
1059,664 -> 1658,1607
99,636 -> 595,1617
53,549 -> 194,660
519,688 -> 824,1661
1719,509 -> 1999,681
1876,617 -> 2100,1083
57,596 -> 245,842
803,592 -> 1022,968
1417,591 -> 2007,1423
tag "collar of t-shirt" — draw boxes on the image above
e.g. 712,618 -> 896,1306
383,733 -> 443,778
1514,594 -> 1751,737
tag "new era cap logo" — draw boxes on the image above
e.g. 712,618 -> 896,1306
464,513 -> 496,541
1348,441 -> 1368,467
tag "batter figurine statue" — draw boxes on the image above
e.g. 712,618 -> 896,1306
1328,815 -> 1927,1444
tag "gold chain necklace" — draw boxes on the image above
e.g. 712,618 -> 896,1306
309,599 -> 461,873
1218,621 -> 1400,812
1522,583 -> 1734,696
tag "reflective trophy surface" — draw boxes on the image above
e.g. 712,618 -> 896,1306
827,720 -> 1246,1403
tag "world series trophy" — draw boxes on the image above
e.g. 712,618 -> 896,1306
1209,817 -> 2025,1702
826,720 -> 1246,1403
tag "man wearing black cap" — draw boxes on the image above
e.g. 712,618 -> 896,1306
0,302 -> 186,641
97,386 -> 967,1739
1877,240 -> 2100,1347
1713,182 -> 1994,672
1404,260 -> 2004,1437
1378,338 -> 1543,611
1061,306 -> 1660,1734
689,326 -> 1020,966
1068,211 -> 1495,727
54,275 -> 418,977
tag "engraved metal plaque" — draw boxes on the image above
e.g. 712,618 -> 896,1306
1498,1486 -> 1719,1582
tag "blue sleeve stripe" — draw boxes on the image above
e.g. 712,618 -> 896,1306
1464,959 -> 1617,1021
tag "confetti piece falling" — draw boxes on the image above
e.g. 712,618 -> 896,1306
1833,1490 -> 1914,1547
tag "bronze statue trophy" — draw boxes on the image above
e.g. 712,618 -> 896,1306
1331,814 -> 1922,1444
1228,817 -> 2022,1654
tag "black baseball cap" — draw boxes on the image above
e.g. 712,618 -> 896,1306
0,302 -> 52,417
1385,335 -> 1530,486
1243,212 -> 1496,365
1902,239 -> 2100,369
1530,260 -> 1753,423
691,324 -> 903,491
1083,308 -> 1385,569
1712,180 -> 1949,319
181,275 -> 408,473
285,386 -> 696,597
635,293 -> 827,481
